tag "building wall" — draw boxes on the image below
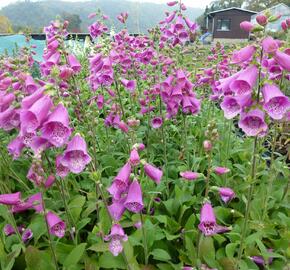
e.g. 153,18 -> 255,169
212,9 -> 254,39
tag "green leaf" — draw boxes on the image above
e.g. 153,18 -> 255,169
199,236 -> 218,268
25,246 -> 55,270
150,249 -> 171,261
98,252 -> 126,269
69,195 -> 86,221
88,243 -> 109,253
55,243 -> 75,265
77,217 -> 91,230
63,243 -> 87,268
225,243 -> 238,258
28,215 -> 46,243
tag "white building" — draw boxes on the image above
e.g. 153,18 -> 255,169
251,3 -> 290,32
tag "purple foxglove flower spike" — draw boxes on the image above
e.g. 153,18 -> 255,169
45,175 -> 56,188
41,103 -> 72,147
0,192 -> 21,205
129,148 -> 140,166
108,199 -> 126,221
262,37 -> 278,54
0,107 -> 19,131
214,167 -> 230,175
144,162 -> 163,184
167,1 -> 178,6
124,179 -> 144,213
8,136 -> 25,160
21,87 -> 45,109
198,203 -> 230,236
198,203 -> 217,236
231,45 -> 256,64
104,224 -> 128,256
46,211 -> 66,238
274,50 -> 290,71
220,94 -> 252,119
113,162 -> 131,192
4,224 -> 15,236
56,155 -> 69,178
67,54 -> 81,73
251,249 -> 273,267
219,187 -> 235,203
96,94 -> 104,109
117,121 -> 129,133
180,171 -> 199,180
120,78 -> 136,93
27,164 -> 45,186
61,134 -> 91,174
229,65 -> 258,95
238,109 -> 268,137
30,136 -> 51,155
25,75 -> 38,94
151,116 -> 163,129
22,228 -> 33,242
20,95 -> 53,133
262,83 -> 290,120
240,21 -> 254,32
27,193 -> 43,213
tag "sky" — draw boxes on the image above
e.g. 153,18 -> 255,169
0,0 -> 213,9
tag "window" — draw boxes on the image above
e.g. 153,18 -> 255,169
217,19 -> 231,31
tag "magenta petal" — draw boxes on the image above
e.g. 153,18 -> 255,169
144,163 -> 163,184
46,211 -> 66,238
124,179 -> 144,213
0,192 -> 21,205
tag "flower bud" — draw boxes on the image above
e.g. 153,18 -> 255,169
203,140 -> 212,152
256,14 -> 268,26
240,21 -> 254,32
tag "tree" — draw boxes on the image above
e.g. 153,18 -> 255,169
210,0 -> 244,10
61,12 -> 82,32
244,0 -> 289,11
0,15 -> 13,33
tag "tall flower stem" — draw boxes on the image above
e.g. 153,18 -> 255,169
41,189 -> 59,270
224,120 -> 232,185
262,123 -> 278,220
236,136 -> 258,267
58,179 -> 77,245
182,114 -> 189,168
140,213 -> 149,265
236,46 -> 263,267
7,208 -> 25,249
204,151 -> 212,198
91,171 -> 132,270
114,80 -> 126,120
159,94 -> 169,197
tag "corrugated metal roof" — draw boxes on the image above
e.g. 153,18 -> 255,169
207,7 -> 257,15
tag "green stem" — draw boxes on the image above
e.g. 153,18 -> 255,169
204,151 -> 212,198
140,213 -> 149,265
58,179 -> 77,245
262,123 -> 278,220
236,136 -> 258,267
41,190 -> 59,270
94,177 -> 132,270
224,120 -> 232,185
7,208 -> 25,250
114,80 -> 126,120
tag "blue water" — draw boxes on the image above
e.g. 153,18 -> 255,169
0,34 -> 84,62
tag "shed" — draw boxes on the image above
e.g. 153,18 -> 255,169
206,7 -> 257,42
